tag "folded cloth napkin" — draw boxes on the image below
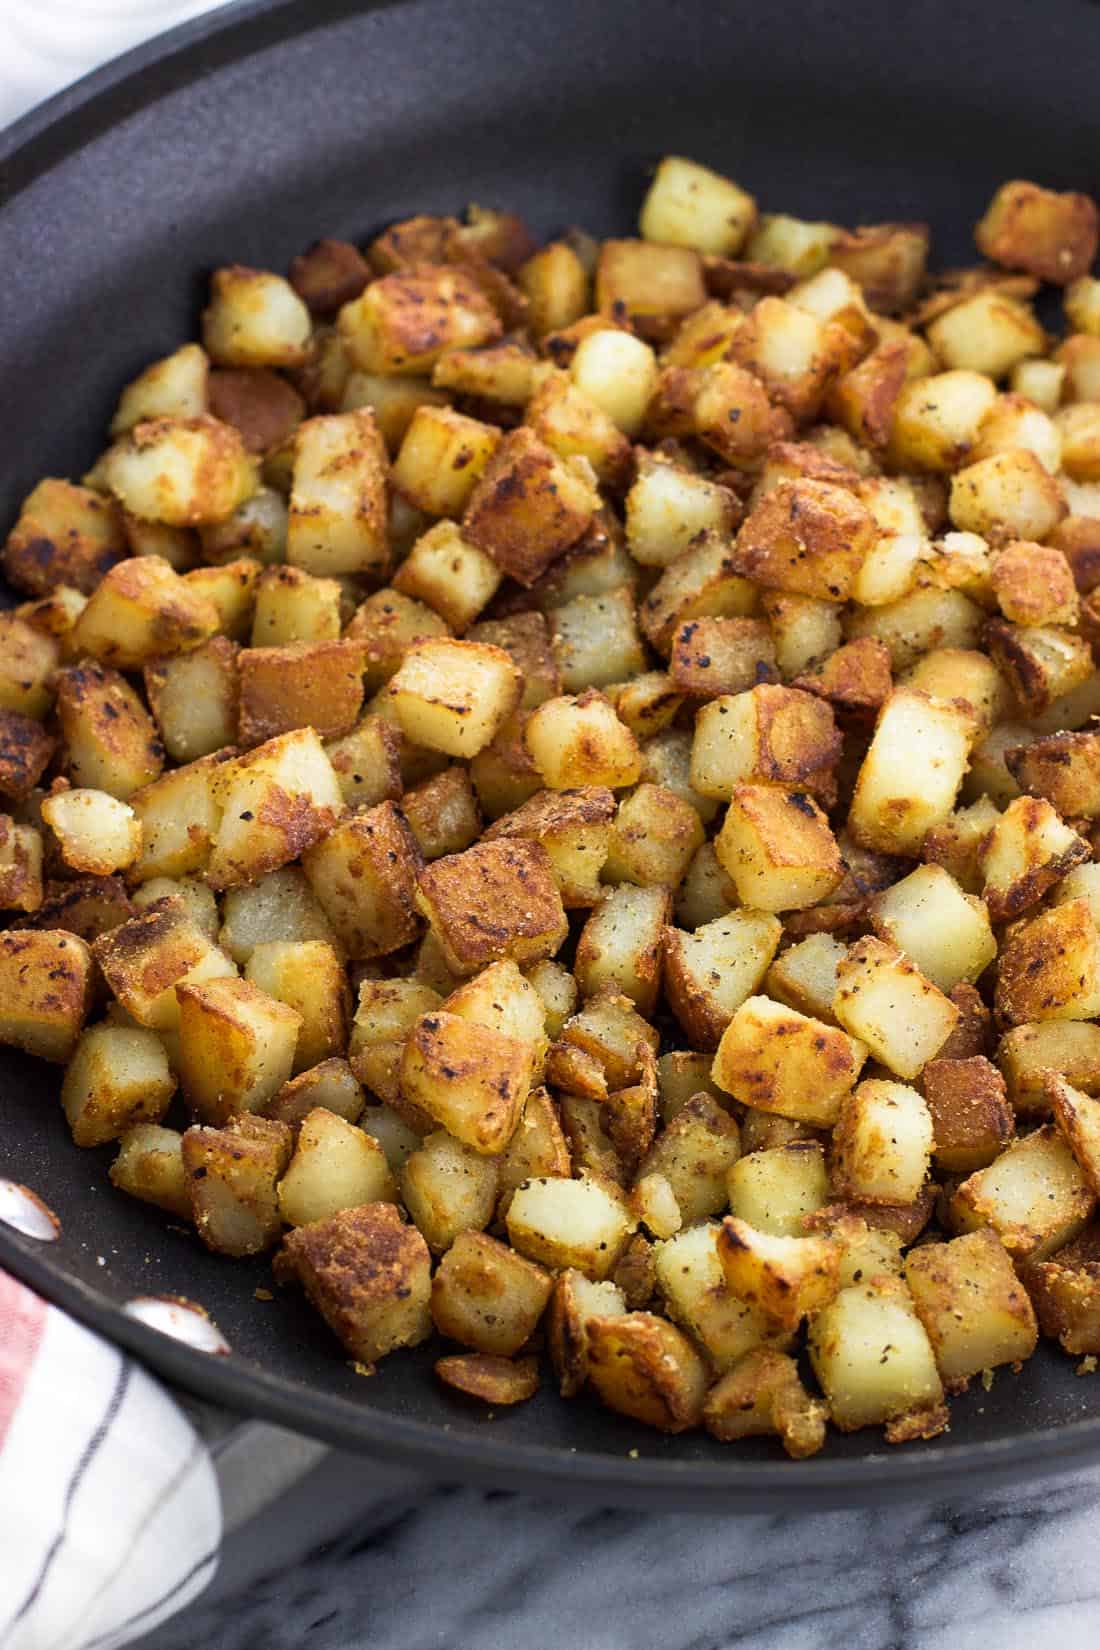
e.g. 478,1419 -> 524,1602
0,1270 -> 221,1650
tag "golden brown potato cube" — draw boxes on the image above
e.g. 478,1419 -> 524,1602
416,836 -> 565,976
396,766 -> 479,864
667,616 -> 776,701
573,883 -> 670,1014
322,714 -> 403,812
467,713 -> 542,820
263,1056 -> 364,1130
921,797 -> 1002,896
276,1107 -> 395,1228
633,1091 -> 741,1223
391,521 -> 501,637
691,361 -> 790,468
586,1310 -> 707,1433
522,691 -> 641,793
0,616 -> 60,721
991,539 -> 1078,628
949,1124 -> 1095,1261
461,427 -> 598,588
612,673 -> 684,743
236,639 -> 366,748
1057,402 -> 1100,482
555,988 -> 658,1090
3,478 -> 125,598
901,647 -> 1011,740
206,366 -> 305,455
638,532 -> 756,657
401,1011 -> 530,1154
602,783 -> 703,890
833,937 -> 958,1082
995,899 -> 1100,1026
949,450 -> 1066,541
466,611 -> 561,711
829,220 -> 930,311
926,290 -> 1045,380
920,1057 -> 1014,1174
997,1021 -> 1100,1116
764,932 -> 847,1025
0,929 -> 92,1060
93,898 -> 236,1031
432,339 -> 536,408
348,976 -> 440,1106
624,453 -> 739,569
250,565 -> 341,645
1007,731 -> 1100,820
40,788 -> 140,876
595,238 -> 705,334
715,784 -> 842,913
177,975 -> 301,1123
58,662 -> 167,802
690,684 -> 840,804
652,1220 -> 782,1370
391,405 -> 500,518
0,823 -> 44,915
734,478 -> 874,603
979,795 -> 1088,923
279,1201 -> 431,1361
483,786 -> 613,907
506,1174 -> 635,1279
640,155 -> 756,255
183,561 -> 259,639
976,180 -> 1099,285
108,1123 -> 190,1219
182,1113 -> 292,1256
109,340 -> 208,436
67,553 -> 218,670
547,1270 -> 625,1396
730,297 -> 848,421
338,265 -> 501,375
717,1217 -> 839,1330
386,638 -> 521,759
431,1229 -> 552,1355
285,410 -> 388,579
523,964 -> 578,1045
434,1352 -> 539,1405
61,1022 -> 176,1147
298,801 -> 418,960
847,687 -> 977,855
1048,1073 -> 1100,1197
288,237 -> 370,314
712,994 -> 866,1125
985,618 -> 1092,719
101,415 -> 255,526
886,370 -> 998,473
845,587 -> 983,676
971,391 -> 1062,476
550,586 -> 645,694
664,909 -> 782,1048
345,589 -> 451,694
726,1139 -> 829,1237
808,1276 -> 945,1435
245,939 -> 348,1073
202,265 -> 311,367
17,870 -> 134,939
868,864 -> 996,994
217,869 -> 335,969
517,243 -> 590,340
830,1078 -> 933,1207
1026,1245 -> 1100,1355
825,337 -> 917,453
703,1348 -> 827,1457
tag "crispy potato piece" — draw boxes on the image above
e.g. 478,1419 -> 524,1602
109,1123 -> 190,1219
734,479 -> 875,602
338,265 -> 501,374
183,1113 -> 292,1257
654,1221 -> 784,1370
691,684 -> 840,804
301,802 -> 421,960
833,937 -> 958,1082
1024,1225 -> 1100,1354
56,663 -> 163,800
831,1079 -> 933,1206
435,1353 -> 539,1405
208,369 -> 305,454
278,1202 -> 432,1362
586,1311 -> 708,1433
848,687 -> 977,856
41,788 -> 140,876
206,727 -> 344,889
664,910 -> 782,1048
401,1012 -> 530,1154
995,899 -> 1100,1025
808,1276 -> 946,1436
462,427 -> 599,587
263,1057 -> 365,1130
712,995 -> 866,1125
484,786 -> 613,908
1006,731 -> 1100,819
176,975 -> 301,1124
715,784 -> 842,913
61,1020 -> 173,1148
286,409 -> 389,579
949,1124 -> 1095,1261
102,415 -> 255,526
387,638 -> 521,759
703,1348 -> 827,1457
93,900 -> 235,1031
431,1230 -> 552,1355
415,838 -> 566,975
0,929 -> 91,1061
277,1107 -> 395,1227
717,1217 -> 840,1330
976,180 -> 1099,285
506,1174 -> 635,1279
640,156 -> 756,255
3,478 -> 126,597
921,1057 -> 1015,1174
237,639 -> 366,747
1048,1074 -> 1100,1197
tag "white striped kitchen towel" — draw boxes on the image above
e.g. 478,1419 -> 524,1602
0,1269 -> 221,1650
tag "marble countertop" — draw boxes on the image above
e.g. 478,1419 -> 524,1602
6,9 -> 1100,1649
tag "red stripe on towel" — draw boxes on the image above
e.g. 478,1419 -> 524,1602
0,1271 -> 47,1452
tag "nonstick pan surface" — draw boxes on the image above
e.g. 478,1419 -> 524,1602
3,0 -> 1100,1510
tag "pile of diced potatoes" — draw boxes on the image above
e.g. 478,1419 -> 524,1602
8,159 -> 1100,1451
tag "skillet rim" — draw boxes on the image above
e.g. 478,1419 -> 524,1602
3,0 -> 1100,1509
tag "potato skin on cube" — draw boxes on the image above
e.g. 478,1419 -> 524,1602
279,1202 -> 432,1363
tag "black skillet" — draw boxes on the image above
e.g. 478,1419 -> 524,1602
2,0 -> 1100,1511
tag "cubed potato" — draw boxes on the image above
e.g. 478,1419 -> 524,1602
995,899 -> 1100,1025
322,714 -> 403,812
973,394 -> 1062,475
0,711 -> 55,804
391,406 -> 500,517
601,784 -> 702,891
829,221 -> 929,311
990,539 -> 1078,629
1010,356 -> 1066,411
979,795 -> 1088,923
1048,1074 -> 1100,1196
761,590 -> 844,681
55,663 -> 163,799
868,865 -> 996,994
691,361 -> 791,468
639,532 -> 758,657
998,1021 -> 1100,1116
143,637 -> 240,763
431,1230 -> 552,1355
433,340 -> 537,407
219,867 -> 338,965
202,266 -> 311,367
730,297 -> 848,422
712,995 -> 866,1125
653,1051 -> 722,1124
639,155 -> 756,255
547,1269 -> 626,1396
833,937 -> 958,1081
629,1091 -> 739,1222
523,962 -> 578,1044
596,238 -> 705,335
554,990 -> 658,1095
826,335 -> 925,455
276,1107 -> 395,1227
391,521 -> 501,636
654,1222 -> 784,1371
624,454 -> 738,569
664,909 -> 782,1048
237,639 -> 366,747
338,265 -> 501,374
400,1011 -> 531,1154
585,1311 -> 708,1434
847,688 -> 977,855
523,691 -> 641,791
765,932 -> 847,1024
673,841 -> 736,930
386,638 -> 521,759
668,616 -> 777,700
250,565 -> 342,645
715,784 -> 842,913
702,1348 -> 827,1458
1056,334 -> 1100,402
985,620 -> 1093,718
414,838 -> 566,976
976,180 -> 1099,284
3,478 -> 126,597
846,586 -> 983,675
808,1276 -> 946,1436
727,1141 -> 830,1237
630,1172 -> 682,1240
551,587 -> 645,694
1006,731 -> 1100,820
348,976 -> 440,1107
921,1057 -> 1015,1173
949,449 -> 1066,540
466,612 -> 561,711
734,478 -> 875,603
131,877 -> 216,937
108,1123 -> 190,1219
926,290 -> 1045,379
278,1202 -> 432,1362
717,1217 -> 840,1330
41,788 -> 141,877
462,427 -> 599,587
245,940 -> 348,1073
397,767 -> 479,863
506,1174 -> 634,1279
831,1079 -> 933,1206
60,1022 -> 176,1147
566,329 -> 658,438
93,902 -> 234,1031
285,410 -> 389,579
263,1057 -> 365,1130
746,212 -> 837,275
901,648 -> 1011,738
110,342 -> 209,435
199,482 -> 289,564
300,802 -> 420,960
206,727 -> 344,889
345,589 -> 451,691
176,975 -> 301,1123
183,1114 -> 292,1256
690,685 -> 840,804
289,237 -> 370,315
922,797 -> 1002,895
102,415 -> 255,526
516,240 -> 589,336
949,1124 -> 1095,1261
573,883 -> 671,1013
0,824 -> 44,915
483,787 -> 613,907
14,868 -> 131,938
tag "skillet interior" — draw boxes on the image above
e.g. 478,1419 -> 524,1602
3,0 -> 1100,1508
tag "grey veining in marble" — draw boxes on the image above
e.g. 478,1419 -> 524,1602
144,1463 -> 1100,1650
